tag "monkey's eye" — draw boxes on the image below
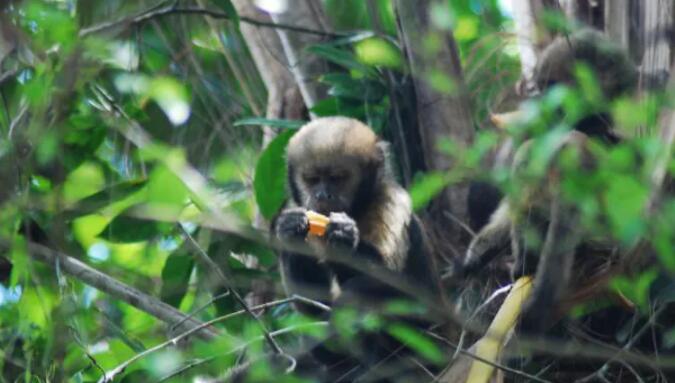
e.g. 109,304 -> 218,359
329,173 -> 348,183
303,175 -> 320,185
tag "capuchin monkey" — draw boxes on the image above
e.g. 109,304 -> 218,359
461,29 -> 638,333
272,116 -> 444,381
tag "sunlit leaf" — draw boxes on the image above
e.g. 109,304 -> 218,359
148,77 -> 191,126
62,180 -> 147,218
354,37 -> 402,69
62,162 -> 106,205
307,44 -> 377,77
147,165 -> 190,209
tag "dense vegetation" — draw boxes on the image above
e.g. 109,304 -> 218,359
0,0 -> 673,382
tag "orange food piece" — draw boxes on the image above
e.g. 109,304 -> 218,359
306,210 -> 330,237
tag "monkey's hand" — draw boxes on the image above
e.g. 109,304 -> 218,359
325,212 -> 359,250
274,207 -> 309,241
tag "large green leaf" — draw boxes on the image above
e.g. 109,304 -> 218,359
160,246 -> 195,308
253,130 -> 295,219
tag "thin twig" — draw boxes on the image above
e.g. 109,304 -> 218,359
168,291 -> 231,334
98,319 -> 327,383
574,305 -> 667,383
179,225 -> 284,355
79,4 -> 347,38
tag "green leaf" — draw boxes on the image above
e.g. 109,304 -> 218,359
320,73 -> 386,102
254,131 -> 295,219
307,44 -> 377,77
10,235 -> 28,287
353,37 -> 402,69
387,323 -> 444,364
160,248 -> 194,308
611,269 -> 658,313
100,207 -> 170,243
147,165 -> 189,208
234,117 -> 306,130
212,0 -> 240,27
409,172 -> 448,211
62,162 -> 106,205
62,180 -> 147,219
148,77 -> 191,126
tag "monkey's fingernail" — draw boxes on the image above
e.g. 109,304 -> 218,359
306,210 -> 330,237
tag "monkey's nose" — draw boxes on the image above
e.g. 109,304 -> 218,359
315,190 -> 333,201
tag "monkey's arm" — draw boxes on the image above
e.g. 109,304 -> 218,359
323,212 -> 385,285
274,207 -> 333,316
518,190 -> 583,333
461,201 -> 512,276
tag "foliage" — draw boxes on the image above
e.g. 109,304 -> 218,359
0,0 -> 673,382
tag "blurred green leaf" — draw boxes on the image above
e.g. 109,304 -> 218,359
234,117 -> 306,130
148,77 -> 191,126
62,180 -> 147,219
321,73 -> 387,102
10,235 -> 28,287
147,165 -> 190,208
100,207 -> 171,243
62,162 -> 106,205
254,130 -> 295,219
611,269 -> 658,312
353,37 -> 402,69
212,0 -> 240,27
409,172 -> 448,211
387,323 -> 444,364
160,248 -> 194,308
307,44 -> 377,77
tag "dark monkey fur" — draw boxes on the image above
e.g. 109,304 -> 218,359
272,117 -> 444,381
462,29 -> 638,333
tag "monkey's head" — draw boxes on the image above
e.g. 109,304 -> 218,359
533,29 -> 638,99
286,117 -> 387,216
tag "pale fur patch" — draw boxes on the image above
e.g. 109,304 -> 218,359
358,182 -> 412,271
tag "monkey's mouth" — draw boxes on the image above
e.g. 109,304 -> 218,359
312,201 -> 347,216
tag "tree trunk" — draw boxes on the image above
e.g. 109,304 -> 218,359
604,0 -> 630,49
268,0 -> 330,116
640,0 -> 672,93
394,0 -> 475,256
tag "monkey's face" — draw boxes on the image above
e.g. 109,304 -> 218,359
292,159 -> 363,215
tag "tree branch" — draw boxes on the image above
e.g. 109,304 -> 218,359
18,241 -> 220,340
78,4 -> 346,38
